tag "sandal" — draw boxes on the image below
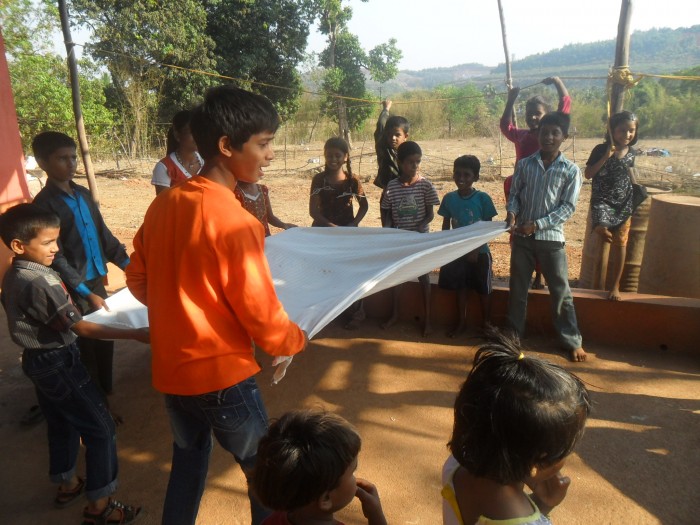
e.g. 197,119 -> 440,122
54,477 -> 85,508
82,499 -> 142,525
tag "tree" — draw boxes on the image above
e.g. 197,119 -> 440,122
315,0 -> 401,142
2,0 -> 114,150
69,0 -> 216,155
205,0 -> 316,119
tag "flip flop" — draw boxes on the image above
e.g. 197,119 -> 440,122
55,477 -> 86,508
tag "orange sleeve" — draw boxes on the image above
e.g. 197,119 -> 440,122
125,224 -> 148,306
208,199 -> 305,357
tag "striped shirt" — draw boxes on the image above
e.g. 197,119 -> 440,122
507,151 -> 582,242
1,259 -> 82,349
381,176 -> 440,232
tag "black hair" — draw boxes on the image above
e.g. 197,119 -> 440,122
454,155 -> 481,180
606,110 -> 639,147
166,110 -> 193,155
31,131 -> 76,161
252,410 -> 361,511
449,329 -> 590,485
0,203 -> 60,249
397,140 -> 422,163
525,95 -> 551,113
384,116 -> 410,140
538,111 -> 570,136
324,137 -> 352,177
190,85 -> 280,160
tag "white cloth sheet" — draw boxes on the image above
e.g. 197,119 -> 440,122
86,222 -> 507,379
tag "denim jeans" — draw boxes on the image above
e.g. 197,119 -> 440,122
22,343 -> 118,501
507,236 -> 583,350
161,376 -> 271,525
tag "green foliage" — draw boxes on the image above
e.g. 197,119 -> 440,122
205,0 -> 316,119
314,0 -> 401,135
69,0 -> 216,153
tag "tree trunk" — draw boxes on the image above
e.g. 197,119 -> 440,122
497,0 -> 517,127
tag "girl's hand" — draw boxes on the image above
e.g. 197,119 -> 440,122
355,479 -> 387,525
507,87 -> 520,102
528,470 -> 571,514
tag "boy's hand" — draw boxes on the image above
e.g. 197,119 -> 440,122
283,223 -> 297,230
527,470 -> 571,514
516,221 -> 537,237
507,87 -> 520,102
87,293 -> 110,313
505,212 -> 516,231
382,99 -> 392,111
355,479 -> 387,525
542,76 -> 557,85
134,328 -> 150,344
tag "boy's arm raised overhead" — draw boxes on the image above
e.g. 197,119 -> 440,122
543,76 -> 571,113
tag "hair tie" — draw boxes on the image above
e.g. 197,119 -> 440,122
518,352 -> 525,360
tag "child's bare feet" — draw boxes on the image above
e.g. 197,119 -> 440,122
594,225 -> 613,242
608,288 -> 622,301
447,322 -> 466,338
381,314 -> 399,330
570,348 -> 587,362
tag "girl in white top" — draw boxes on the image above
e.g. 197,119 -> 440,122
151,110 -> 203,195
442,330 -> 590,525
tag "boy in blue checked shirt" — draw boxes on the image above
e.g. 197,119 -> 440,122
506,112 -> 587,362
32,132 -> 130,395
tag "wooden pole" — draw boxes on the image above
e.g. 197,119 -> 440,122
497,0 -> 517,127
58,0 -> 99,204
611,0 -> 634,114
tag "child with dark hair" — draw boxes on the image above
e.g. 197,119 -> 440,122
253,410 -> 386,525
234,180 -> 297,237
0,203 -> 147,525
442,329 -> 590,525
501,77 -> 571,289
438,155 -> 497,337
126,85 -> 307,525
373,99 -> 410,190
310,137 -> 369,329
380,141 -> 440,336
506,112 -> 587,363
151,109 -> 203,195
584,111 -> 644,301
310,137 -> 368,228
32,131 -> 131,396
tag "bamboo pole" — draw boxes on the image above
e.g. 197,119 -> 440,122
611,0 -> 634,114
497,0 -> 517,127
58,0 -> 99,204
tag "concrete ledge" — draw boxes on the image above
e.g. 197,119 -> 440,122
364,281 -> 700,353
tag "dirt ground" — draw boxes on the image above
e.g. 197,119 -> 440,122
2,137 -> 698,524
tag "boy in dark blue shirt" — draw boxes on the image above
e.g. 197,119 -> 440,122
32,132 -> 130,395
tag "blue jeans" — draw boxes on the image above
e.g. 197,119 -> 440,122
22,343 -> 118,501
508,236 -> 583,350
161,377 -> 271,525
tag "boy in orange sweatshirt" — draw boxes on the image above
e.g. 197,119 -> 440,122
126,85 -> 308,525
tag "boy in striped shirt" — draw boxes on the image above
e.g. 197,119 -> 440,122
380,141 -> 440,336
505,112 -> 587,362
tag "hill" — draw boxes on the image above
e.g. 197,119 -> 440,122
327,25 -> 700,95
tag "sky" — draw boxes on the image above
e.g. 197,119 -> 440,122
306,0 -> 698,70
56,0 -> 697,72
